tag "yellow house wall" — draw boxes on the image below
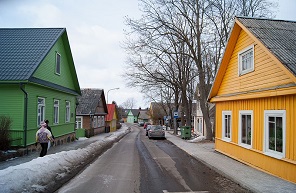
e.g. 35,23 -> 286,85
217,30 -> 293,96
215,95 -> 296,183
110,110 -> 118,132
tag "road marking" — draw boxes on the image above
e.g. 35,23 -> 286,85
163,191 -> 209,193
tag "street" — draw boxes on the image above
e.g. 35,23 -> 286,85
57,124 -> 249,193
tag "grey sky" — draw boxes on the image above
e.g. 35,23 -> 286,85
0,0 -> 295,108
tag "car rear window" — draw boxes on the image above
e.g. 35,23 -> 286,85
151,126 -> 162,130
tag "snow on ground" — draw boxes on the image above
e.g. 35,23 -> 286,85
188,136 -> 206,143
0,126 -> 130,193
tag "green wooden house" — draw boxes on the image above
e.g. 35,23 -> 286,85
0,28 -> 81,149
126,109 -> 140,123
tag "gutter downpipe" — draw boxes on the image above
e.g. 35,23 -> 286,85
20,83 -> 28,155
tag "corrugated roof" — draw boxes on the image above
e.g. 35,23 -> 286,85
76,89 -> 104,115
236,17 -> 296,76
0,28 -> 65,81
105,104 -> 116,121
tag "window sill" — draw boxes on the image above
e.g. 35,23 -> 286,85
238,143 -> 252,149
222,137 -> 231,142
264,151 -> 284,160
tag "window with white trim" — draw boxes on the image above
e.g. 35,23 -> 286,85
54,99 -> 59,124
37,97 -> 45,126
65,101 -> 70,122
56,52 -> 61,75
76,116 -> 83,129
222,111 -> 232,141
264,110 -> 286,159
238,45 -> 254,76
239,110 -> 253,148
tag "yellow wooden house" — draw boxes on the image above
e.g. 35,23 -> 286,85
105,104 -> 118,132
208,17 -> 296,183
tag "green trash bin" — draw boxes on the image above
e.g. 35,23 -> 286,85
180,126 -> 191,139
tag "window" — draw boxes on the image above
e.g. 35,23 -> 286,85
76,116 -> 82,129
98,116 -> 104,127
53,99 -> 59,124
37,97 -> 45,126
264,110 -> 286,159
65,101 -> 70,122
93,116 -> 97,128
222,111 -> 231,141
239,110 -> 253,148
56,52 -> 61,75
238,45 -> 254,76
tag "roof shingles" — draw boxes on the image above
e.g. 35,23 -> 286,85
76,89 -> 104,115
0,28 -> 65,81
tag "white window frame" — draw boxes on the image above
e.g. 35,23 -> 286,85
55,52 -> 61,75
37,97 -> 45,126
222,111 -> 232,142
238,45 -> 254,76
76,116 -> 83,129
238,110 -> 253,149
54,99 -> 59,124
65,101 -> 70,122
264,110 -> 286,159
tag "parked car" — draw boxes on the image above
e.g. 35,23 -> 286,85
147,125 -> 165,139
143,122 -> 151,129
146,125 -> 152,136
138,122 -> 144,126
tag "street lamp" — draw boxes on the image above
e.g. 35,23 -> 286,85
107,87 -> 120,104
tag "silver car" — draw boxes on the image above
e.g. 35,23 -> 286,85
147,125 -> 165,139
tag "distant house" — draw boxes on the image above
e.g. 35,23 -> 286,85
149,102 -> 174,125
193,85 -> 215,137
76,89 -> 108,137
105,104 -> 118,132
138,108 -> 150,124
126,109 -> 140,123
208,17 -> 296,183
0,28 -> 81,149
120,109 -> 128,123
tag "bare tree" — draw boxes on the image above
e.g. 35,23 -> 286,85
121,98 -> 137,109
123,0 -> 277,139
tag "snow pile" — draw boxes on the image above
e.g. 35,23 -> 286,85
188,135 -> 206,143
0,126 -> 130,193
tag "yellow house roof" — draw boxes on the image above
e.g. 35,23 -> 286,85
208,17 -> 296,102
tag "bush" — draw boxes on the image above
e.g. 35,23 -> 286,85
0,116 -> 12,151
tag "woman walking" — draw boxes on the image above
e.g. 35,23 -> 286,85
36,121 -> 53,157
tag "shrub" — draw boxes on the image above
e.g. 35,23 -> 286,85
0,116 -> 12,151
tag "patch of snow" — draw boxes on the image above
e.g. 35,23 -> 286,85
77,137 -> 88,141
188,136 -> 206,143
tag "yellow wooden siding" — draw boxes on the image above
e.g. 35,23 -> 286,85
215,139 -> 296,183
215,95 -> 296,183
217,30 -> 293,97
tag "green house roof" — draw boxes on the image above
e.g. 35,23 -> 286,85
0,28 -> 65,80
0,28 -> 81,95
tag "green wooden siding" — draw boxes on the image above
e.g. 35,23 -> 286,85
32,36 -> 76,91
26,84 -> 76,145
0,83 -> 77,146
0,85 -> 24,145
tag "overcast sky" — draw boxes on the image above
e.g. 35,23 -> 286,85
0,0 -> 295,108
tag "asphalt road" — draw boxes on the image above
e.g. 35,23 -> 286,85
57,124 -> 249,193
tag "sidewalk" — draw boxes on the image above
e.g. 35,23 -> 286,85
165,131 -> 296,193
